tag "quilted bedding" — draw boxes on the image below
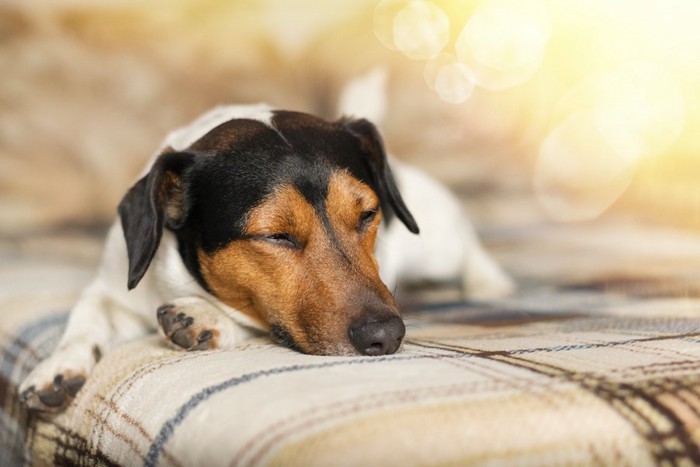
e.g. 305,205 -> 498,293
1,223 -> 700,466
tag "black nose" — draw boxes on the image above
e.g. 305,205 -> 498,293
348,315 -> 405,356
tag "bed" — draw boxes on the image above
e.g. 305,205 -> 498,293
2,221 -> 699,466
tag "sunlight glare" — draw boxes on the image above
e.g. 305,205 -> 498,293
373,0 -> 408,50
534,110 -> 637,222
555,62 -> 685,162
424,53 -> 475,104
455,6 -> 548,90
392,0 -> 449,60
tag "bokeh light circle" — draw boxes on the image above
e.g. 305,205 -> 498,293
434,63 -> 475,104
534,110 -> 637,222
373,0 -> 409,51
424,53 -> 475,104
456,7 -> 547,90
392,0 -> 450,60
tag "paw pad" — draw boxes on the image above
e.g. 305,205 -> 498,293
157,303 -> 217,351
21,373 -> 86,412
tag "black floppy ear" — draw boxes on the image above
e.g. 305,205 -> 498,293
117,151 -> 195,290
343,118 -> 419,234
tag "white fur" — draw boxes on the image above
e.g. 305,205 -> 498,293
160,103 -> 275,153
376,160 -> 515,299
21,84 -> 514,408
337,67 -> 388,124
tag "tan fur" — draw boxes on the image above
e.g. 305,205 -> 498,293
198,170 -> 397,354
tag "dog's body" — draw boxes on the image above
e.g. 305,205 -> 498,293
20,103 -> 513,412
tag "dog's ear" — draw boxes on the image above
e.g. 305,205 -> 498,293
343,118 -> 419,234
118,150 -> 195,290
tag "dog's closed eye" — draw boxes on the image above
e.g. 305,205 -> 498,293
260,233 -> 299,249
358,209 -> 378,233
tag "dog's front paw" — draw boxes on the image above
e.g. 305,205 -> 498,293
20,372 -> 86,412
157,300 -> 220,351
19,343 -> 98,412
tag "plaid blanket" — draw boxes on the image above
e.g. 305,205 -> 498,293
2,224 -> 700,466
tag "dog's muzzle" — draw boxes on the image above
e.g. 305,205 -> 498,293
348,314 -> 405,356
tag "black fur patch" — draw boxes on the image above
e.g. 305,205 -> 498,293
118,110 -> 418,293
179,112 -> 379,254
270,324 -> 303,353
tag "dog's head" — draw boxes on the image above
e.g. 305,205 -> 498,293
118,111 -> 419,356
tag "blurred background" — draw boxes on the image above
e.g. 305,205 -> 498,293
1,0 -> 699,238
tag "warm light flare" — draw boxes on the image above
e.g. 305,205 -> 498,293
374,0 -> 700,224
535,110 -> 637,222
392,0 -> 449,60
460,9 -> 543,70
555,62 -> 685,162
374,0 -> 550,98
374,0 -> 449,59
424,52 -> 475,104
456,6 -> 547,90
538,61 -> 686,221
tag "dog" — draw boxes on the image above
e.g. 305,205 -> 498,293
20,98 -> 513,412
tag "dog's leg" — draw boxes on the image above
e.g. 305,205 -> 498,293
459,219 -> 515,300
156,296 -> 259,351
19,281 -> 151,412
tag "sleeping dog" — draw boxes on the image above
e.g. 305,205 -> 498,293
20,104 -> 513,412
